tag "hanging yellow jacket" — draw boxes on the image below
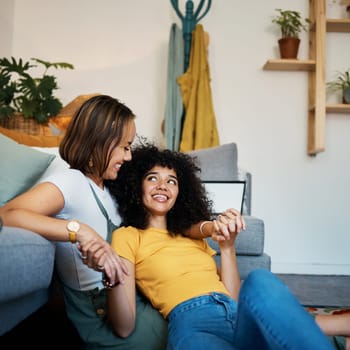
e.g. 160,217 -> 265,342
178,24 -> 220,151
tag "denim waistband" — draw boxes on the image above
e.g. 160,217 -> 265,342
168,292 -> 236,321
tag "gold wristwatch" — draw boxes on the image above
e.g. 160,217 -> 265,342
67,220 -> 80,243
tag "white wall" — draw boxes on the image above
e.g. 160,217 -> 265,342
3,0 -> 350,275
0,0 -> 14,55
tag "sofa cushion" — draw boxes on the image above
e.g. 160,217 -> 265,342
0,133 -> 55,206
187,143 -> 239,181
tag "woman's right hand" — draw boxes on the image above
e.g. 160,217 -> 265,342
78,227 -> 129,286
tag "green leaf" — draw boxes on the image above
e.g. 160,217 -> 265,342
36,75 -> 58,97
272,8 -> 310,39
0,56 -> 74,122
0,105 -> 15,117
31,58 -> 75,71
0,56 -> 33,77
326,69 -> 350,92
42,97 -> 62,116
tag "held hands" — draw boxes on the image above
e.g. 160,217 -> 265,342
77,225 -> 129,286
211,208 -> 246,243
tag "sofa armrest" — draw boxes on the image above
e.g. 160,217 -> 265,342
0,227 -> 55,301
206,216 -> 265,256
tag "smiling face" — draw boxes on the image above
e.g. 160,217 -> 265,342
99,119 -> 136,186
142,165 -> 179,228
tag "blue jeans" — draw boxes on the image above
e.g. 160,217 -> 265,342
167,269 -> 333,350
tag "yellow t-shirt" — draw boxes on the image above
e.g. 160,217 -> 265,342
111,226 -> 229,318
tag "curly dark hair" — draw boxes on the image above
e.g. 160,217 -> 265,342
106,143 -> 213,235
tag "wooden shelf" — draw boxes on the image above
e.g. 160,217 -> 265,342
326,104 -> 350,113
263,59 -> 316,71
310,104 -> 350,113
263,1 -> 350,156
326,19 -> 350,32
263,2 -> 350,155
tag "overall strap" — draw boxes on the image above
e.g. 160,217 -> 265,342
89,184 -> 117,243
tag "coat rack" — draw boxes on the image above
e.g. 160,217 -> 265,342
170,0 -> 212,71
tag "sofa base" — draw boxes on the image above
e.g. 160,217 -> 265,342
237,254 -> 272,280
0,227 -> 55,336
0,293 -> 83,348
0,289 -> 49,335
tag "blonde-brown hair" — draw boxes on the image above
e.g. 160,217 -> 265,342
59,95 -> 135,177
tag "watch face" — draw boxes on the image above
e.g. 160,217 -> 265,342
68,221 -> 80,232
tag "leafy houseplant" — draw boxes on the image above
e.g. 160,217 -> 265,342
327,69 -> 350,104
272,9 -> 311,59
0,57 -> 74,124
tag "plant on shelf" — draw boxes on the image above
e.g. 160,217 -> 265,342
326,69 -> 350,104
271,8 -> 311,59
0,57 -> 74,124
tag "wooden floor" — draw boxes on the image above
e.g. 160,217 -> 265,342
276,274 -> 350,307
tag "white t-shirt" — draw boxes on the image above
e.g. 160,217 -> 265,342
40,168 -> 121,291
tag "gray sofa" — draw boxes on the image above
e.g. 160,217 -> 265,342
0,139 -> 270,337
188,143 -> 271,279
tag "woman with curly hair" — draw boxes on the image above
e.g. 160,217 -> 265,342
105,143 -> 334,350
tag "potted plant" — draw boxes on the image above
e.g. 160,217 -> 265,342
327,69 -> 350,104
0,57 -> 74,129
272,8 -> 311,59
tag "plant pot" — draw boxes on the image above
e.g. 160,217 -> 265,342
278,38 -> 300,59
342,87 -> 350,104
0,113 -> 51,135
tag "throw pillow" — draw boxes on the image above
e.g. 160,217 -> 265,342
31,146 -> 69,182
187,143 -> 251,215
0,133 -> 56,206
187,143 -> 239,180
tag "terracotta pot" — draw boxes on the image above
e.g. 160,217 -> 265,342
278,37 -> 301,59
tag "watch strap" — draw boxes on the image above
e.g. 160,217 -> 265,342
68,230 -> 77,243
